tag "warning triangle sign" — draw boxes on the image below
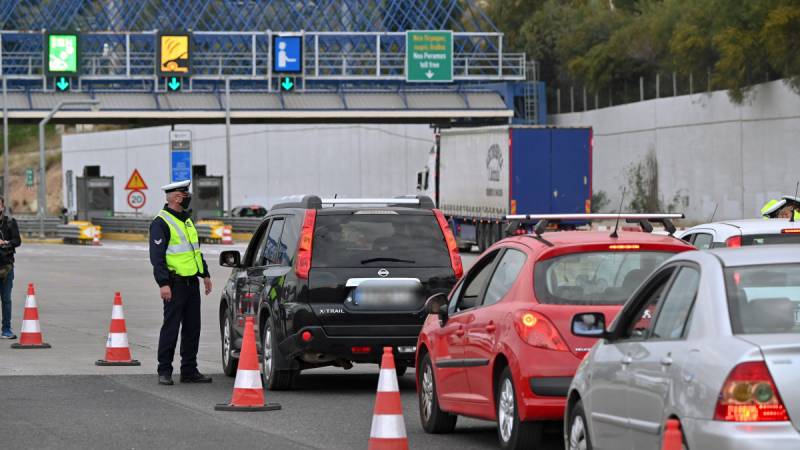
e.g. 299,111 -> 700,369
125,169 -> 148,190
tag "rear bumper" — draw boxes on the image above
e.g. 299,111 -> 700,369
682,418 -> 800,450
278,326 -> 418,364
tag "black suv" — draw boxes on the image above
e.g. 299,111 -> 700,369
218,195 -> 463,390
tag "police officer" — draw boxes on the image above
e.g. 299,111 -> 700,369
150,180 -> 213,386
761,196 -> 800,220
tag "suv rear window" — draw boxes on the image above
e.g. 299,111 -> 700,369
534,251 -> 674,305
725,264 -> 800,334
311,213 -> 451,268
742,234 -> 800,246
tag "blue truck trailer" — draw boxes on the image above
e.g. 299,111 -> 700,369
416,125 -> 593,252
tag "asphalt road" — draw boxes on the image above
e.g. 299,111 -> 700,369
0,243 -> 564,450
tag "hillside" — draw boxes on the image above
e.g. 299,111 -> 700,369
0,125 -> 62,216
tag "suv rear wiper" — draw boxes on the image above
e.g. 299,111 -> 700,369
360,257 -> 416,264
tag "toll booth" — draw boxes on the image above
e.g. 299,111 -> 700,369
76,176 -> 114,220
193,176 -> 224,218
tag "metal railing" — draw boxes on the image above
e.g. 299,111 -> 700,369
0,30 -> 525,87
15,216 -> 62,236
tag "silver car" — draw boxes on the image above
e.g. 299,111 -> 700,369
565,246 -> 800,450
679,218 -> 800,249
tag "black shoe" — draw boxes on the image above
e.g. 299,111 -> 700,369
180,373 -> 213,383
158,375 -> 174,386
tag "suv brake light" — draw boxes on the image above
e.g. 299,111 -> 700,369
295,209 -> 317,279
513,311 -> 569,352
433,209 -> 463,279
726,236 -> 742,248
714,361 -> 789,422
781,228 -> 800,234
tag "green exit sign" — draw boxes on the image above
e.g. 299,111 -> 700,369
55,76 -> 71,91
279,77 -> 295,92
46,32 -> 79,75
25,168 -> 34,187
406,31 -> 453,83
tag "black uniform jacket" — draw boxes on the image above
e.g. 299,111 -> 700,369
149,205 -> 210,287
0,215 -> 21,266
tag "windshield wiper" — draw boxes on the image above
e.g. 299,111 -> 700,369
360,257 -> 415,264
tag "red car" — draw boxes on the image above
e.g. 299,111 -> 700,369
415,214 -> 694,449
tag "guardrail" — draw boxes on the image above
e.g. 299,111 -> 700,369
92,217 -> 150,234
214,217 -> 262,233
15,216 -> 62,237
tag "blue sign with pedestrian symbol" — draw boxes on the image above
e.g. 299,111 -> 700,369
272,35 -> 302,74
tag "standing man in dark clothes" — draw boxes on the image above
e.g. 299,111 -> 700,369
0,196 -> 21,340
149,180 -> 213,386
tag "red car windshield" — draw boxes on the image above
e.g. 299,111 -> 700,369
534,251 -> 674,305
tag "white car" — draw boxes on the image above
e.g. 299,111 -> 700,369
679,218 -> 800,249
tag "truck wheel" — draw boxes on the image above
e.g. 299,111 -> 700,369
261,318 -> 297,390
221,309 -> 238,377
477,223 -> 487,252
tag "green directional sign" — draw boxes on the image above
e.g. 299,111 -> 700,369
280,77 -> 295,92
55,76 -> 70,91
167,76 -> 182,92
405,31 -> 453,83
46,33 -> 79,75
26,168 -> 34,188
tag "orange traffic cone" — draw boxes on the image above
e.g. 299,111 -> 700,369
215,316 -> 281,412
661,419 -> 683,450
92,227 -> 101,246
11,284 -> 51,349
96,292 -> 140,366
368,347 -> 408,450
221,226 -> 233,245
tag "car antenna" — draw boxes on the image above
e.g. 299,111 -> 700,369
610,187 -> 626,239
709,203 -> 718,222
332,193 -> 338,208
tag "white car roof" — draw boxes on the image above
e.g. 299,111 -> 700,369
682,218 -> 800,240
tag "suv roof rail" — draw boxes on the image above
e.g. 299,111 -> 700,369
270,195 -> 435,211
505,213 -> 684,236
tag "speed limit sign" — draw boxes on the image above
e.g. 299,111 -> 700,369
127,189 -> 146,210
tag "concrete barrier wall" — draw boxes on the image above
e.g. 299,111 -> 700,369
62,124 -> 433,216
551,80 -> 800,222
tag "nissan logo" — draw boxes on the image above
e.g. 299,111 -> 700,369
377,268 -> 390,278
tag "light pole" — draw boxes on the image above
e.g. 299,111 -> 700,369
39,99 -> 100,237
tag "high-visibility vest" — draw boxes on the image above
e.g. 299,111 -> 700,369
157,210 -> 203,277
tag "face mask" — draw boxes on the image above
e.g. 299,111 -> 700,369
180,194 -> 192,210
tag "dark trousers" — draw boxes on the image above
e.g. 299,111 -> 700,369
157,276 -> 201,376
0,268 -> 13,333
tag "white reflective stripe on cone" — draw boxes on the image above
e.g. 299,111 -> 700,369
111,305 -> 125,319
369,415 -> 407,438
25,295 -> 37,308
377,369 -> 399,392
106,332 -> 129,348
21,320 -> 41,333
233,369 -> 263,389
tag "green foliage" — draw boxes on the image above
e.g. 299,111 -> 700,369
488,0 -> 800,103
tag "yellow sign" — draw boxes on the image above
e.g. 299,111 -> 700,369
124,169 -> 148,190
158,33 -> 190,75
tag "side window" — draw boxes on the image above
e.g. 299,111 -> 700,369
483,249 -> 527,306
619,268 -> 675,340
279,216 -> 299,266
454,251 -> 499,313
651,267 -> 700,340
244,220 -> 270,267
447,279 -> 465,315
260,218 -> 285,266
681,233 -> 694,244
692,233 -> 713,250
